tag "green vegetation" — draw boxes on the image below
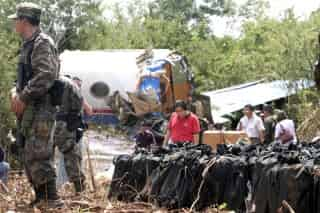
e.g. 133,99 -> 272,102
0,0 -> 320,143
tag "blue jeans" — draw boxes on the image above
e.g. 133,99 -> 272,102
0,162 -> 10,184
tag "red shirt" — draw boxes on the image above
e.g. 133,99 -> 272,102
168,112 -> 200,143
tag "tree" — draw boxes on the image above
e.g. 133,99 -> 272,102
238,0 -> 270,20
1,0 -> 320,137
200,0 -> 236,17
148,0 -> 199,23
148,0 -> 235,26
38,0 -> 104,52
0,0 -> 19,151
0,0 -> 105,157
1,0 -> 104,52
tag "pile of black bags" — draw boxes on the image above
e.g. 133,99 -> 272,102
108,141 -> 320,212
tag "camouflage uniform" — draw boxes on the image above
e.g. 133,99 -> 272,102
9,2 -> 60,204
54,76 -> 85,192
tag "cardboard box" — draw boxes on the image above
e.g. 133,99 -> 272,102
203,130 -> 247,150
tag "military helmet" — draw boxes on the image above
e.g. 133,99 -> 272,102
8,2 -> 42,21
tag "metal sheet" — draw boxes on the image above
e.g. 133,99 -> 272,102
202,80 -> 314,123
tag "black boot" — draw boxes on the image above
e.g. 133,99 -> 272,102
44,180 -> 64,208
29,185 -> 46,207
74,179 -> 85,193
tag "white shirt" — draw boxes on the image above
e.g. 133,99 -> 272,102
237,114 -> 265,138
275,119 -> 297,144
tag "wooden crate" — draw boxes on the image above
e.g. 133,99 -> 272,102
203,130 -> 247,150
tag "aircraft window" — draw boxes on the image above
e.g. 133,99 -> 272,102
90,81 -> 110,98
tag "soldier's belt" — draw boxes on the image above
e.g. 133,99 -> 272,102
55,113 -> 68,122
55,112 -> 79,121
56,112 -> 82,132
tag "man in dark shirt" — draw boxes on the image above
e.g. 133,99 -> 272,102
186,94 -> 197,114
263,104 -> 275,144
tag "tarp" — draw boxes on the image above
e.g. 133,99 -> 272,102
108,141 -> 320,212
202,80 -> 314,123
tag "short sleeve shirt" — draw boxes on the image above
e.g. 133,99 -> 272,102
237,114 -> 265,138
274,119 -> 297,144
168,112 -> 200,143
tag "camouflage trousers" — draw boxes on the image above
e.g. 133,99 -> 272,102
22,106 -> 56,188
54,120 -> 85,183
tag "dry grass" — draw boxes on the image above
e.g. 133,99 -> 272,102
0,171 -> 232,213
0,171 -> 146,213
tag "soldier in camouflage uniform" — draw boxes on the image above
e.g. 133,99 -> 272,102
54,76 -> 86,193
9,2 -> 62,207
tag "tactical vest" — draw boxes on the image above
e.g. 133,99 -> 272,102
16,37 -> 35,93
16,33 -> 64,106
55,77 -> 84,133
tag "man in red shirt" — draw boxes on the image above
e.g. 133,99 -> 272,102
164,100 -> 201,145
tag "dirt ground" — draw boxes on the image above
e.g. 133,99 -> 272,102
0,171 -> 230,213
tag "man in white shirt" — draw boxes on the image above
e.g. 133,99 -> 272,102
237,104 -> 265,144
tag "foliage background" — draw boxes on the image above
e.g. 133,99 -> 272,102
1,0 -> 320,147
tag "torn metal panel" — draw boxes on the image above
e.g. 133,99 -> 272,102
59,49 -> 192,124
202,80 -> 314,123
